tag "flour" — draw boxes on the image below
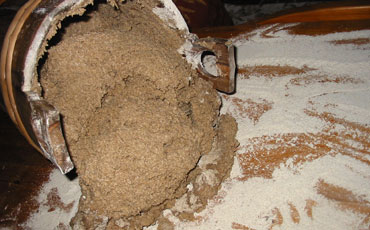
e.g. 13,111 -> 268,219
152,0 -> 188,31
146,27 -> 370,230
22,169 -> 81,230
160,154 -> 369,230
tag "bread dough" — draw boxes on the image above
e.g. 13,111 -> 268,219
40,1 -> 237,229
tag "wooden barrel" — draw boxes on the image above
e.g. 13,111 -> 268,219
0,0 -> 94,174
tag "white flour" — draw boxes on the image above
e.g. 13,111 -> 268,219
164,154 -> 369,230
22,169 -> 81,230
152,0 -> 189,31
147,27 -> 370,230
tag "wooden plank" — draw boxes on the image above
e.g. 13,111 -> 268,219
193,1 -> 370,39
0,110 -> 53,227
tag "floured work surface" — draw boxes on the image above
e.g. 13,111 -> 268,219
38,1 -> 237,229
159,22 -> 370,229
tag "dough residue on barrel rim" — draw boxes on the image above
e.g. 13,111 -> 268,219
39,0 -> 238,229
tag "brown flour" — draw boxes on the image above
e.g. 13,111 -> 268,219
39,1 -> 237,229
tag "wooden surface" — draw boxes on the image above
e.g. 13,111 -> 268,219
193,1 -> 370,39
260,0 -> 370,24
189,7 -> 370,229
0,110 -> 53,227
